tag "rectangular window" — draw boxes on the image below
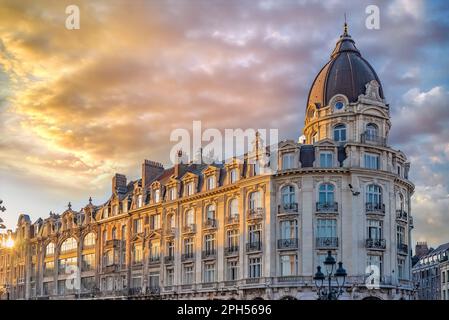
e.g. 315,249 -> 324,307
183,265 -> 194,284
367,255 -> 383,278
280,220 -> 297,239
227,260 -> 239,281
316,219 -> 336,238
184,237 -> 194,256
397,225 -> 405,244
230,169 -> 238,183
131,277 -> 141,289
133,218 -> 142,234
398,258 -> 405,279
204,262 -> 216,283
248,224 -> 261,244
367,220 -> 382,239
167,240 -> 174,258
150,240 -> 160,261
207,176 -> 215,190
186,182 -> 194,196
227,229 -> 239,249
319,152 -> 333,168
43,282 -> 54,296
82,253 -> 95,272
150,214 -> 161,230
154,189 -> 160,203
204,233 -> 216,253
282,153 -> 294,170
280,254 -> 297,276
81,276 -> 95,292
248,257 -> 262,278
364,153 -> 380,170
166,268 -> 174,286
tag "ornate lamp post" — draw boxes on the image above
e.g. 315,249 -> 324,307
313,250 -> 347,300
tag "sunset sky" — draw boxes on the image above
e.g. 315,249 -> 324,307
1,0 -> 449,248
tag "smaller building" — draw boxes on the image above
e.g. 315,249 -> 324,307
412,242 -> 449,300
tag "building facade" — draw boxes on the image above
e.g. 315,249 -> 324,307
412,242 -> 449,300
0,24 -> 415,300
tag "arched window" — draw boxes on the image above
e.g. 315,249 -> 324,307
83,232 -> 96,247
366,184 -> 382,206
366,123 -> 378,138
46,242 -> 55,256
249,191 -> 261,210
333,124 -> 347,142
281,185 -> 296,208
318,183 -> 334,204
229,199 -> 239,218
60,237 -> 77,253
186,209 -> 194,226
206,204 -> 216,220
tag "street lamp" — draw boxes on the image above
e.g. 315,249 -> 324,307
313,250 -> 347,300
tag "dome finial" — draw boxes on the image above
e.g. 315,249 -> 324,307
343,13 -> 349,36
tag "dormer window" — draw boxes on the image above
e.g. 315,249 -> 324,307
207,176 -> 215,190
137,195 -> 143,208
186,182 -> 194,196
230,169 -> 238,184
319,152 -> 333,168
169,187 -> 176,201
103,207 -> 109,219
154,189 -> 160,203
282,153 -> 294,170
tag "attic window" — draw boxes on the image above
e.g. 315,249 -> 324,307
207,176 -> 215,190
335,101 -> 344,110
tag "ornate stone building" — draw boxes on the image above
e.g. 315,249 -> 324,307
0,24 -> 414,300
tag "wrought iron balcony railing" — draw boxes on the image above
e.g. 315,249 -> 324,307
247,208 -> 264,220
277,238 -> 299,249
366,238 -> 386,250
202,249 -> 216,259
315,202 -> 338,213
246,241 -> 262,252
148,256 -> 160,264
278,203 -> 298,214
397,243 -> 408,255
396,209 -> 408,221
361,132 -> 386,146
224,246 -> 239,256
366,202 -> 385,214
182,224 -> 196,234
181,252 -> 194,261
203,218 -> 217,229
226,215 -> 239,225
315,237 -> 338,248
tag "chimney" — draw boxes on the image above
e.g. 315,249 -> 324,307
415,241 -> 429,258
112,173 -> 127,194
142,160 -> 164,187
174,150 -> 184,178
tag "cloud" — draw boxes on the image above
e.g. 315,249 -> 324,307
0,0 -> 449,247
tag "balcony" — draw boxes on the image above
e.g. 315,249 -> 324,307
224,246 -> 239,256
129,287 -> 142,296
246,278 -> 261,284
164,255 -> 174,264
104,239 -> 122,249
409,217 -> 414,228
397,243 -> 408,255
182,224 -> 196,234
366,202 -> 385,215
202,249 -> 216,259
366,238 -> 386,250
226,215 -> 239,225
361,132 -> 386,146
203,218 -> 217,229
315,202 -> 338,214
148,256 -> 160,265
102,264 -> 118,273
278,238 -> 299,250
316,237 -> 338,248
396,210 -> 408,222
165,227 -> 176,236
247,208 -> 264,221
181,252 -> 194,261
246,241 -> 262,252
146,286 -> 161,295
278,203 -> 298,215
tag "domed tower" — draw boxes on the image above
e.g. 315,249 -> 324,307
304,22 -> 390,147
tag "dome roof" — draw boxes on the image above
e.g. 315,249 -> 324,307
307,24 -> 384,108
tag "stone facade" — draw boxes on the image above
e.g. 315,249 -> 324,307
0,25 -> 415,300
